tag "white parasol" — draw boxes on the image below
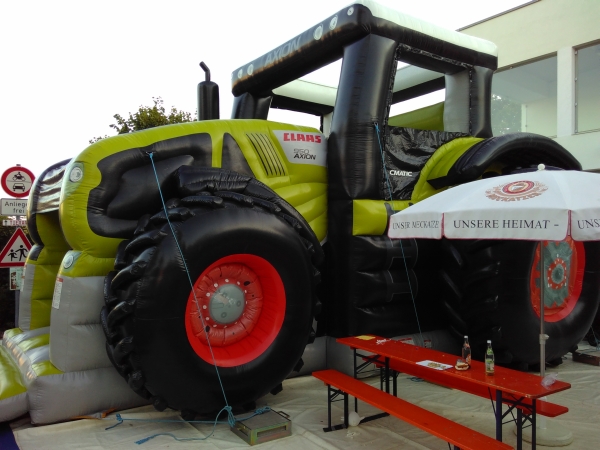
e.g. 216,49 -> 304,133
388,165 -> 600,377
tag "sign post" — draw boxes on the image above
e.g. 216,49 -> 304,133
1,163 -> 33,327
1,228 -> 32,329
0,228 -> 31,325
9,267 -> 23,290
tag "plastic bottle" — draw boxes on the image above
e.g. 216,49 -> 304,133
485,340 -> 495,375
462,336 -> 471,366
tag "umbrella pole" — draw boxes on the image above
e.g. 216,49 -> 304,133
539,240 -> 548,378
522,241 -> 573,445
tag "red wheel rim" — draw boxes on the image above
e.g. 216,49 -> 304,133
185,254 -> 286,367
530,237 -> 585,322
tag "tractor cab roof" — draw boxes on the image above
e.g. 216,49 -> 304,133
231,0 -> 497,100
271,64 -> 444,116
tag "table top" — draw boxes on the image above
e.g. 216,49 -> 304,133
337,335 -> 571,399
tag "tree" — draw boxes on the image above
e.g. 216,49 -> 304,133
90,97 -> 195,143
491,94 -> 522,136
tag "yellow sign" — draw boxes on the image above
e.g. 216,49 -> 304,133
355,335 -> 375,340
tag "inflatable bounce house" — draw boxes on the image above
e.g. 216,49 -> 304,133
2,0 -> 599,424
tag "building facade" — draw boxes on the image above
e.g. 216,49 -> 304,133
460,0 -> 600,170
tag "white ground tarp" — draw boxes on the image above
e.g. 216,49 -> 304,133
12,343 -> 600,449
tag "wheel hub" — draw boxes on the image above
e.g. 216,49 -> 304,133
530,238 -> 585,322
189,262 -> 263,347
184,254 -> 287,368
209,283 -> 246,324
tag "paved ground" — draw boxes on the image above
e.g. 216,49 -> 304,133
10,343 -> 600,449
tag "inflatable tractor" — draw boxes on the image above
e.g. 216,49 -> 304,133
2,0 -> 599,423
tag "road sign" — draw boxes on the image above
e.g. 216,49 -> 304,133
3,220 -> 27,227
1,198 -> 28,215
0,228 -> 32,267
1,166 -> 35,198
9,267 -> 23,290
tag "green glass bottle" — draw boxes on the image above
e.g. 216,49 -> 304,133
485,340 -> 495,375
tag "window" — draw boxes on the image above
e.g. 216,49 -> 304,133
491,56 -> 557,137
389,61 -> 446,120
576,43 -> 600,133
268,60 -> 340,132
389,89 -> 445,118
268,108 -> 321,131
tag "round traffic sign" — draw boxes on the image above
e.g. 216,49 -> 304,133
1,166 -> 35,198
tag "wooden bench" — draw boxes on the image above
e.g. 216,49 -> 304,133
368,356 -> 568,418
313,369 -> 511,450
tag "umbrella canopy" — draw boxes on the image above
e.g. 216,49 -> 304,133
388,169 -> 600,242
388,167 -> 600,375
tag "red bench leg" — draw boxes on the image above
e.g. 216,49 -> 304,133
496,390 -> 503,441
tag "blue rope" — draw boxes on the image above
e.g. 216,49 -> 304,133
397,238 -> 424,346
373,124 -> 424,347
105,407 -> 272,430
147,153 -> 232,421
103,152 -> 237,445
409,377 -> 424,382
104,407 -> 272,444
374,122 -> 393,202
136,433 -> 204,445
591,327 -> 600,350
135,405 -> 232,444
107,154 -> 276,443
235,406 -> 273,421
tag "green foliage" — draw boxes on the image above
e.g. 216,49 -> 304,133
90,97 -> 195,144
491,94 -> 522,136
89,135 -> 110,144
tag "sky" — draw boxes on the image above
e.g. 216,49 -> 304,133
0,0 -> 530,181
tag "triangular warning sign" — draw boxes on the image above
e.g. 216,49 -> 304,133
0,228 -> 32,267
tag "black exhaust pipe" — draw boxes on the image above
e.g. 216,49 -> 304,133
197,62 -> 220,120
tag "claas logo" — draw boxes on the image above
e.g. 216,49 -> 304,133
283,132 -> 322,143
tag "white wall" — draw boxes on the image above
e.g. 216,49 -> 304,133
461,0 -> 600,170
461,0 -> 600,68
526,97 -> 557,137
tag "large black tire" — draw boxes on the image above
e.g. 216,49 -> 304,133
439,238 -> 600,365
101,168 -> 321,415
